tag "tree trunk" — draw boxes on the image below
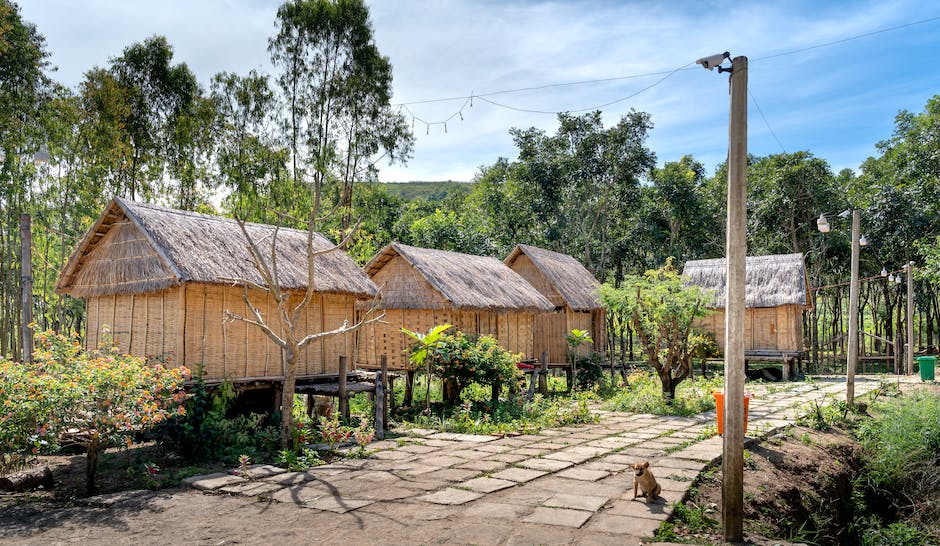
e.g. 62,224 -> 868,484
403,370 -> 415,407
85,439 -> 99,495
443,379 -> 460,405
280,345 -> 298,449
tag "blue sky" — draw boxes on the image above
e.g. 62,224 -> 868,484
21,0 -> 940,183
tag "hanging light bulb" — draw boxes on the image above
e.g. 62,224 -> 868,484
895,274 -> 901,284
816,214 -> 831,233
881,268 -> 887,277
859,235 -> 868,247
888,273 -> 895,283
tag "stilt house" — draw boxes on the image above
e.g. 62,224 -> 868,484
504,244 -> 605,363
682,253 -> 812,353
55,197 -> 377,384
358,242 -> 554,370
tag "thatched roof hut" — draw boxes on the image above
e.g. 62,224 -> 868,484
359,242 -> 553,369
57,197 -> 377,383
504,244 -> 606,363
682,253 -> 811,353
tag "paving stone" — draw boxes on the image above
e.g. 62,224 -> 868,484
364,440 -> 400,450
423,467 -> 481,483
449,448 -> 486,459
496,488 -> 556,506
512,447 -> 548,456
670,447 -> 720,463
420,455 -> 466,467
304,496 -> 375,513
403,428 -> 438,436
448,433 -> 498,443
581,460 -> 628,473
418,487 -> 484,505
658,467 -> 700,482
371,449 -> 414,461
485,453 -> 528,464
523,506 -> 594,528
262,471 -> 316,485
456,459 -> 508,472
242,464 -> 287,479
605,498 -> 672,520
654,457 -> 708,472
543,493 -> 608,512
422,439 -> 462,448
585,438 -> 635,450
556,467 -> 609,481
474,443 -> 511,453
656,477 -> 694,492
218,481 -> 284,497
529,477 -> 627,499
491,467 -> 548,483
465,501 -> 533,520
185,473 -> 246,491
518,457 -> 574,472
270,482 -> 329,504
396,444 -> 440,454
584,512 -> 664,536
355,486 -> 418,501
393,463 -> 442,477
461,476 -> 516,493
543,450 -> 595,464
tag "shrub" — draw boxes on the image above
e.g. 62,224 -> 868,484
607,370 -> 722,416
575,352 -> 606,390
423,331 -> 521,404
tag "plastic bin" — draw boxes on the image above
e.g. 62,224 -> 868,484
713,391 -> 751,436
916,356 -> 935,381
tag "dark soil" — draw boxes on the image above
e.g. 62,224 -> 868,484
666,426 -> 863,545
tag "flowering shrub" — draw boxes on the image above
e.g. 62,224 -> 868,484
0,329 -> 189,493
320,415 -> 351,452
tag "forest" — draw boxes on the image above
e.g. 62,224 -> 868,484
1,0 -> 939,367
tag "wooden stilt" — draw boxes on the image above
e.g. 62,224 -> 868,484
338,356 -> 349,422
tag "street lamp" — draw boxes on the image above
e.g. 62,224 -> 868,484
817,209 -> 863,408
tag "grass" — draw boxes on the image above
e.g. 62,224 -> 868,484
605,370 -> 724,416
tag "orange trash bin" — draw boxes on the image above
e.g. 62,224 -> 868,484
712,391 -> 751,435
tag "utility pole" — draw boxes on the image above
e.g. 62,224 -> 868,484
20,214 -> 33,364
723,55 -> 748,543
906,261 -> 914,375
847,210 -> 860,407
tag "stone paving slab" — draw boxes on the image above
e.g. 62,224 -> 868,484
304,496 -> 374,513
466,501 -> 534,520
523,506 -> 594,528
604,498 -> 672,520
518,457 -> 574,472
543,450 -> 596,464
544,492 -> 608,512
269,482 -> 329,504
424,467 -> 481,483
241,464 -> 287,479
218,480 -> 284,497
420,454 -> 466,467
585,512 -> 664,536
556,467 -> 610,481
185,473 -> 246,491
419,487 -> 484,505
485,453 -> 529,464
456,459 -> 509,472
75,489 -> 154,507
461,476 -> 516,493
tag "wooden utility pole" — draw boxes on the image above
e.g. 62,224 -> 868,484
847,210 -> 860,407
20,214 -> 33,365
722,55 -> 748,544
906,262 -> 914,375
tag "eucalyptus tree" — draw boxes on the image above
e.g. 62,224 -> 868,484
268,0 -> 413,228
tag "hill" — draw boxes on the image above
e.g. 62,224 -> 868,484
381,181 -> 473,202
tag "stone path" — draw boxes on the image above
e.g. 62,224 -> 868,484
165,376 -> 903,544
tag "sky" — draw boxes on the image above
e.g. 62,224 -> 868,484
19,0 -> 940,183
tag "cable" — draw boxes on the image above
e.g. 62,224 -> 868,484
748,89 -> 787,154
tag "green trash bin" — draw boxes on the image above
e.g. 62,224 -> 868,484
916,356 -> 935,381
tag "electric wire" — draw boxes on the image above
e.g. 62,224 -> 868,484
748,89 -> 787,154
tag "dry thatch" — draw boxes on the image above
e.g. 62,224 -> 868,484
364,242 -> 553,312
682,253 -> 812,309
504,244 -> 602,311
56,197 -> 378,298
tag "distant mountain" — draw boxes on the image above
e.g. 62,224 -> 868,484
381,180 -> 473,202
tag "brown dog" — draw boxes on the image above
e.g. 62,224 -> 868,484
633,461 -> 662,502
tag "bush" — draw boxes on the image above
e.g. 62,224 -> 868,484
575,352 -> 606,390
423,331 -> 521,404
606,370 -> 722,416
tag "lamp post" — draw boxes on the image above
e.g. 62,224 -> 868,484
817,209 -> 866,408
697,50 -> 746,543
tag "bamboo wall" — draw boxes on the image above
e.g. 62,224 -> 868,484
85,283 -> 357,382
508,254 -> 565,307
531,308 -> 606,364
358,309 -> 535,370
371,255 -> 451,309
697,304 -> 804,353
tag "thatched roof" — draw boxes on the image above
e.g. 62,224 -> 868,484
364,242 -> 553,312
682,253 -> 812,309
56,197 -> 378,298
504,244 -> 602,311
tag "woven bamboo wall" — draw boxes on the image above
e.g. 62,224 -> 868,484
358,309 -> 535,370
85,288 -> 181,364
696,304 -> 804,353
531,308 -> 606,364
507,254 -> 565,307
85,283 -> 356,382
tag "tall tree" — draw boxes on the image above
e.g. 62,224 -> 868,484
268,0 -> 412,228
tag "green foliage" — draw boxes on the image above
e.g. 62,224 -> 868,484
606,370 -> 722,416
795,398 -> 848,431
275,448 -> 323,471
598,260 -> 713,399
575,352 -> 606,390
167,377 -> 279,464
423,332 -> 521,403
0,330 -> 189,493
381,181 -> 472,202
857,521 -> 928,546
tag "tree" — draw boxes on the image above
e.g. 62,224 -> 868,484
268,0 -> 412,227
402,323 -> 452,410
598,261 -> 713,399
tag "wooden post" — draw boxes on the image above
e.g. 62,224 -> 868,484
381,354 -> 389,429
539,351 -> 548,395
20,214 -> 33,364
526,368 -> 538,401
722,55 -> 748,544
847,210 -> 860,407
375,369 -> 385,440
338,355 -> 349,422
403,369 -> 414,407
906,262 -> 914,375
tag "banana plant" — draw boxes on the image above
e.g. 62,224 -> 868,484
565,329 -> 593,390
402,323 -> 452,411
